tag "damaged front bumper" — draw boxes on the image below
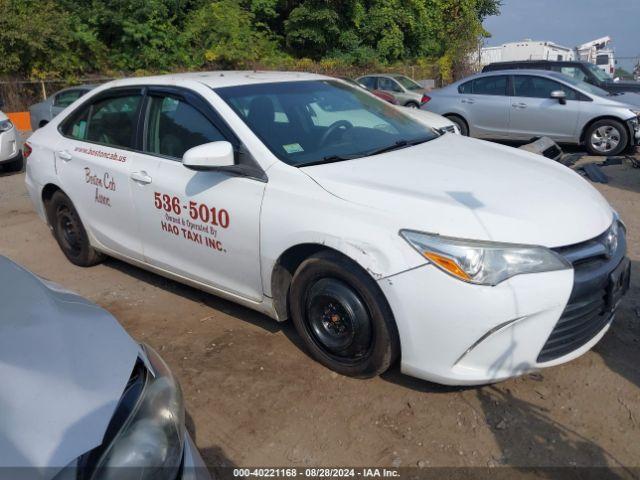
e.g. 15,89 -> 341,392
379,222 -> 629,386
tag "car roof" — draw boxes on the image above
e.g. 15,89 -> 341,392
57,84 -> 98,92
458,69 -> 562,82
485,60 -> 589,68
103,71 -> 332,90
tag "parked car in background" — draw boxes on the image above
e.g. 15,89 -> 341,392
357,74 -> 429,108
483,60 -> 640,95
29,84 -> 96,130
401,107 -> 459,134
340,77 -> 398,104
0,107 -> 22,172
25,71 -> 630,385
0,256 -> 209,479
424,69 -> 640,156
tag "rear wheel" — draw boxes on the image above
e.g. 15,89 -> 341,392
405,101 -> 420,109
585,119 -> 628,156
289,251 -> 400,378
445,114 -> 469,136
47,191 -> 103,267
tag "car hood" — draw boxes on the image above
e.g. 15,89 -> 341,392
302,135 -> 613,247
605,91 -> 640,108
610,80 -> 640,90
0,257 -> 139,477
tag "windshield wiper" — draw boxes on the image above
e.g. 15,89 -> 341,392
297,137 -> 434,168
298,153 -> 363,167
363,137 -> 434,157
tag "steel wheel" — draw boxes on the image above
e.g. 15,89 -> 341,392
305,278 -> 372,360
590,125 -> 621,154
56,205 -> 83,257
47,191 -> 103,267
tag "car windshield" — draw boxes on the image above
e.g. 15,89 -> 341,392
585,62 -> 613,83
549,72 -> 609,97
216,80 -> 439,167
393,75 -> 423,91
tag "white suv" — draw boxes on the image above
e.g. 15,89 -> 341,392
24,71 -> 630,385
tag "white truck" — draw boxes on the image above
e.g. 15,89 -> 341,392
477,37 -> 616,77
576,36 -> 616,77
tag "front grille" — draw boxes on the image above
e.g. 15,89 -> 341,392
537,223 -> 627,363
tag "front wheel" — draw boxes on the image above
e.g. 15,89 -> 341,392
585,119 -> 629,156
47,191 -> 104,267
445,114 -> 469,136
289,251 -> 400,378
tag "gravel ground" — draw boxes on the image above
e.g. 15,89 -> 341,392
1,154 -> 639,476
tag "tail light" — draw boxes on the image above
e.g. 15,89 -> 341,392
23,142 -> 32,160
421,94 -> 431,104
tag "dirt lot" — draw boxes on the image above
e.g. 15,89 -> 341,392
1,158 -> 639,475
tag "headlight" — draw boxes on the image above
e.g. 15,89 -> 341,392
400,230 -> 571,286
0,119 -> 13,132
91,345 -> 185,480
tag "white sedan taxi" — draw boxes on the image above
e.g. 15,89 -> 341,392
25,72 -> 630,385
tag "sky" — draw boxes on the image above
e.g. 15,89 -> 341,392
483,0 -> 640,71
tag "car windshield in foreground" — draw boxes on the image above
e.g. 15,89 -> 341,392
394,75 -> 423,91
215,80 -> 438,167
585,62 -> 613,83
549,72 -> 609,97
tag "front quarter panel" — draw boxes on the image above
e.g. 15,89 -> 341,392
259,162 -> 426,298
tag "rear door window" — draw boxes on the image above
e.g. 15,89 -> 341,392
458,81 -> 472,94
378,77 -> 402,92
472,76 -> 508,96
61,93 -> 142,149
359,77 -> 377,90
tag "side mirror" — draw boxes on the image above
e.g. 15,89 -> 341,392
182,141 -> 234,171
550,90 -> 567,105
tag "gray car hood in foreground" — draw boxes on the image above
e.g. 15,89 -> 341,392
0,257 -> 139,477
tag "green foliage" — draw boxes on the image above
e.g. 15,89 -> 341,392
0,0 -> 501,80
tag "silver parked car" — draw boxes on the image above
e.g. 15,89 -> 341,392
423,70 -> 640,156
0,256 -> 210,480
29,85 -> 96,130
357,74 -> 428,108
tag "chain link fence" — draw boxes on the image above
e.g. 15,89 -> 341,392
1,61 -> 441,113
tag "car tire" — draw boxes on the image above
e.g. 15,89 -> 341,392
47,191 -> 104,267
445,114 -> 469,136
405,102 -> 420,109
289,250 -> 400,378
585,119 -> 629,156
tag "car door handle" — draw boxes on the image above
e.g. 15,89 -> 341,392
462,99 -> 475,104
512,103 -> 527,109
57,150 -> 72,162
130,171 -> 152,184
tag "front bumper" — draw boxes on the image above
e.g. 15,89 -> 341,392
379,226 -> 628,385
